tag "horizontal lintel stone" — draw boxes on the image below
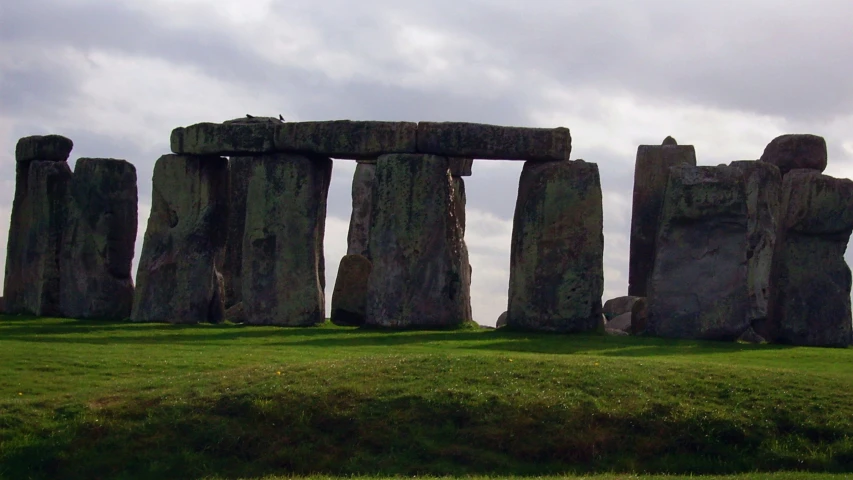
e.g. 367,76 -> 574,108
416,122 -> 571,161
16,135 -> 74,163
275,120 -> 418,160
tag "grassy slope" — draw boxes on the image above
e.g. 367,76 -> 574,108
1,316 -> 852,480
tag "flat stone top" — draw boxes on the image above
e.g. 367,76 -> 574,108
16,134 -> 73,163
170,119 -> 570,161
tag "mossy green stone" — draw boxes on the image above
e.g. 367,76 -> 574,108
60,158 -> 137,320
647,165 -> 749,340
628,144 -> 697,296
15,134 -> 73,163
366,154 -> 471,328
767,170 -> 853,347
416,122 -> 571,161
131,154 -> 228,324
507,159 -> 604,332
2,161 -> 72,315
241,153 -> 331,326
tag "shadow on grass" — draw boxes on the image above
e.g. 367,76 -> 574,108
0,315 -> 796,357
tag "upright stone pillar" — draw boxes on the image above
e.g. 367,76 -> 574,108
366,154 -> 471,328
131,154 -> 228,324
347,160 -> 376,258
507,159 -> 603,332
60,158 -> 138,319
628,138 -> 696,296
647,165 -> 749,340
241,154 -> 332,326
222,156 -> 255,307
767,170 -> 853,347
729,161 -> 782,326
4,135 -> 74,316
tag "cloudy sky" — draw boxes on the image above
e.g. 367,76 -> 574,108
2,0 -> 853,326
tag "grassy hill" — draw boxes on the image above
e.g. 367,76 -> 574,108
1,316 -> 852,479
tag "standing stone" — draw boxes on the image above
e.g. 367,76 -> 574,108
331,254 -> 372,326
131,155 -> 228,324
242,154 -> 332,326
3,158 -> 73,316
647,165 -> 749,340
602,296 -> 641,320
223,156 -> 255,307
60,158 -> 138,319
730,161 -> 782,325
628,142 -> 697,296
507,159 -> 604,332
451,176 -> 473,321
15,134 -> 73,163
767,170 -> 853,347
347,161 -> 376,258
366,154 -> 471,328
759,134 -> 827,176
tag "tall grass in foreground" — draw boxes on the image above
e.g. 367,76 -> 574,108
1,316 -> 852,480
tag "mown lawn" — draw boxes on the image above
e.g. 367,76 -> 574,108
1,316 -> 852,480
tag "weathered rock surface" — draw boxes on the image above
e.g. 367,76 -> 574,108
766,170 -> 853,347
628,143 -> 697,297
417,122 -> 571,161
60,158 -> 138,319
346,162 -> 376,258
224,302 -> 246,323
647,165 -> 749,340
331,254 -> 372,326
3,160 -> 73,316
738,327 -> 766,344
730,161 -> 782,324
602,296 -> 641,319
171,117 -> 280,156
131,154 -> 229,324
608,312 -> 632,332
759,134 -> 827,176
242,153 -> 332,326
496,311 -> 508,328
631,297 -> 648,335
507,159 -> 603,332
223,156 -> 255,307
366,154 -> 471,328
449,158 -> 473,177
276,121 -> 418,160
15,134 -> 74,163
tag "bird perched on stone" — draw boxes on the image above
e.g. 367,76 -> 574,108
279,114 -> 285,121
246,114 -> 254,119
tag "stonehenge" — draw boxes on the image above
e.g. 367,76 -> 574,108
4,120 -> 851,348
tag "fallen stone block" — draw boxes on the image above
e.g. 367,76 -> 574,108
417,122 -> 571,161
331,254 -> 372,326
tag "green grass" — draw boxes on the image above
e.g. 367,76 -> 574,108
1,316 -> 853,480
